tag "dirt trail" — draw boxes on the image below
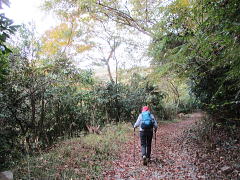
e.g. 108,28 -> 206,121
103,112 -> 205,179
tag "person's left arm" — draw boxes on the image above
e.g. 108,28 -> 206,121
151,114 -> 158,129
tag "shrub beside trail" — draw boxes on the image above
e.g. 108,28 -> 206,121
13,123 -> 131,179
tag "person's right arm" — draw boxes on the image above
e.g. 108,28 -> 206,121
134,114 -> 141,128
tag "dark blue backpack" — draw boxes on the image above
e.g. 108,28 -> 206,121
141,111 -> 154,129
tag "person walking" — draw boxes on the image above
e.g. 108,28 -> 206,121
134,106 -> 158,165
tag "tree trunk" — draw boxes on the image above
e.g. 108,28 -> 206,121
168,80 -> 180,107
106,62 -> 114,82
39,90 -> 45,144
30,91 -> 36,128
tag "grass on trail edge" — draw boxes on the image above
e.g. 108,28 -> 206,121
13,123 -> 132,179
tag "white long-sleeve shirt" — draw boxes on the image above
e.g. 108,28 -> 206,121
134,112 -> 158,131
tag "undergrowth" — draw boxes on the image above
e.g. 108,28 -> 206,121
185,115 -> 240,179
12,123 -> 131,179
190,116 -> 240,148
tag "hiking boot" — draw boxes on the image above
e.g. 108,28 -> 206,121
143,155 -> 147,165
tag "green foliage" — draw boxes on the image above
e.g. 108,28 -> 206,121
0,14 -> 18,54
0,59 -> 165,170
86,78 -> 165,125
0,24 -> 96,169
0,13 -> 18,82
0,24 -> 166,170
13,123 -> 131,179
149,0 -> 240,121
0,53 -> 94,169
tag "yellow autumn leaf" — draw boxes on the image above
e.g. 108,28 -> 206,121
181,0 -> 190,7
76,44 -> 92,53
40,23 -> 76,56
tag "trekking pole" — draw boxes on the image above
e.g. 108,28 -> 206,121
155,129 -> 157,149
133,127 -> 136,162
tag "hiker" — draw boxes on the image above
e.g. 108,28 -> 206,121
134,106 -> 158,165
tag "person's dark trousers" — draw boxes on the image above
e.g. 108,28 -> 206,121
140,130 -> 153,159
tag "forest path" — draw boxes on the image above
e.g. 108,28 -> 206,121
103,112 -> 206,179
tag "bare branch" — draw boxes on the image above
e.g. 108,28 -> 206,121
96,1 -> 152,36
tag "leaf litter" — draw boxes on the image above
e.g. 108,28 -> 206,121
103,112 -> 240,179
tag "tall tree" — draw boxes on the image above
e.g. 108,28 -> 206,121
149,0 -> 240,120
42,0 -> 164,36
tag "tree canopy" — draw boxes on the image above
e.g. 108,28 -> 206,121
149,0 -> 240,120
